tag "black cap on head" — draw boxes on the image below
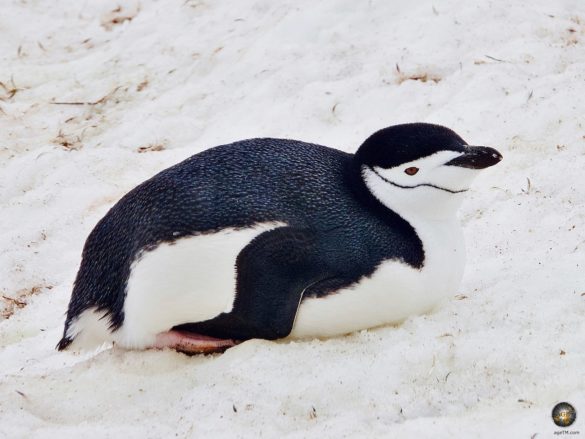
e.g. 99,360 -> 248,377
355,123 -> 468,169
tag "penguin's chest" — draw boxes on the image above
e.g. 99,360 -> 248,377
289,220 -> 465,338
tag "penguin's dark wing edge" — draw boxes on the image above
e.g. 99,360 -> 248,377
173,226 -> 334,340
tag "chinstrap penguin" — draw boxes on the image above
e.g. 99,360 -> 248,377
57,123 -> 502,354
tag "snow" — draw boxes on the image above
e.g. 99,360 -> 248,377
1,0 -> 584,437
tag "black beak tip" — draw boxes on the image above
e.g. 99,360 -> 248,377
446,146 -> 503,169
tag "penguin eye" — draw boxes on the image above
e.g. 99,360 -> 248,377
404,167 -> 419,176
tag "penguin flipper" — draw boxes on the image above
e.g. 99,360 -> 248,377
173,227 -> 331,341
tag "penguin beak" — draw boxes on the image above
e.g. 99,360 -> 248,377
445,146 -> 503,169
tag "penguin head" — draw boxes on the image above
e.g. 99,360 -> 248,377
355,123 -> 502,220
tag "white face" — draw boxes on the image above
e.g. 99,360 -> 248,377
362,150 -> 482,221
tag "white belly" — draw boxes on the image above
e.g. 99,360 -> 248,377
290,219 -> 465,338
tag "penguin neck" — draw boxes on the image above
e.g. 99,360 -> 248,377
355,163 -> 465,276
350,162 -> 463,259
358,164 -> 464,224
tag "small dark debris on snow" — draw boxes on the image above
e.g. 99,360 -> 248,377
101,6 -> 139,31
2,295 -> 26,308
397,71 -> 441,84
309,406 -> 317,419
521,177 -> 532,195
484,54 -> 508,63
0,77 -> 22,101
1,285 -> 53,319
53,130 -> 82,151
137,79 -> 149,92
51,85 -> 122,106
137,143 -> 166,153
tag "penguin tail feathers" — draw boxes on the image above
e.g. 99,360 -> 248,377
56,317 -> 75,351
56,336 -> 73,351
56,307 -> 116,352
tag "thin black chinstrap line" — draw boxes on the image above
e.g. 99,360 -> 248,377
370,167 -> 468,194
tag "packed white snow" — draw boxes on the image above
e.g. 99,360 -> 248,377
1,0 -> 584,437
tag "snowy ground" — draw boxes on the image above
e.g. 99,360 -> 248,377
1,0 -> 585,437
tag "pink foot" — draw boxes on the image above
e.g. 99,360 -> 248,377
154,330 -> 237,354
